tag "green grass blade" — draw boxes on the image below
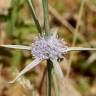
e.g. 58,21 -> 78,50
27,0 -> 42,35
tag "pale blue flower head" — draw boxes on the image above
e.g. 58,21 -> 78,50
31,29 -> 68,60
1,28 -> 96,83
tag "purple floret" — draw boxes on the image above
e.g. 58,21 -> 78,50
31,36 -> 68,59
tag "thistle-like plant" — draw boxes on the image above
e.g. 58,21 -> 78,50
1,28 -> 96,83
1,0 -> 96,95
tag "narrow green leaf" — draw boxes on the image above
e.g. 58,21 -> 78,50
52,68 -> 59,96
27,0 -> 42,36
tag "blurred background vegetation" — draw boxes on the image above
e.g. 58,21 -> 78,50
0,0 -> 96,96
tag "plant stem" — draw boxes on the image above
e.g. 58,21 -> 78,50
52,68 -> 59,96
42,0 -> 50,37
47,60 -> 52,96
27,0 -> 42,35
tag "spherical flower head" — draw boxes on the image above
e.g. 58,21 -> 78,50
31,34 -> 68,60
31,38 -> 49,59
1,27 -> 96,84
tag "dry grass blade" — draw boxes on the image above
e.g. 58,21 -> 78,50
85,53 -> 96,66
33,0 -> 44,27
59,78 -> 81,96
86,0 -> 96,12
49,5 -> 85,42
67,0 -> 86,77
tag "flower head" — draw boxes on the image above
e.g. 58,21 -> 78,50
1,28 -> 96,83
31,33 -> 68,60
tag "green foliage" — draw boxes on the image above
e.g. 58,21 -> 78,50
11,50 -> 21,70
27,0 -> 42,35
5,0 -> 25,37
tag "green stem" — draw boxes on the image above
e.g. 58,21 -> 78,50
47,60 -> 52,96
42,0 -> 50,37
52,68 -> 59,96
27,0 -> 42,35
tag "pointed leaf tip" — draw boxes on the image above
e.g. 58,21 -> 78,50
8,58 -> 42,83
67,47 -> 96,51
51,59 -> 64,81
0,45 -> 31,50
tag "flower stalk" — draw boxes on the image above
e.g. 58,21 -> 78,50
47,60 -> 52,96
42,0 -> 54,96
42,0 -> 50,37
